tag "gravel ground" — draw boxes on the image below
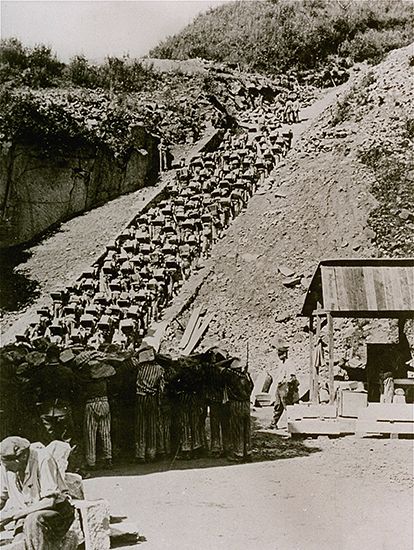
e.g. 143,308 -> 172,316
84,408 -> 413,550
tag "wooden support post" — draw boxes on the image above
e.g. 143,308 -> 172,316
313,310 -> 322,404
398,317 -> 406,343
309,315 -> 314,402
327,312 -> 335,404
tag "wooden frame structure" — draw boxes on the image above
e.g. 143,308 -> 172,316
301,258 -> 414,404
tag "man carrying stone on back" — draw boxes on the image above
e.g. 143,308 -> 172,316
133,346 -> 164,463
219,358 -> 253,463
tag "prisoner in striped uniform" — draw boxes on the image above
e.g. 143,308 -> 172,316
221,358 -> 253,462
77,352 -> 113,470
133,346 -> 164,462
205,353 -> 230,458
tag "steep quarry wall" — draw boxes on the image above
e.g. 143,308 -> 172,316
0,125 -> 159,248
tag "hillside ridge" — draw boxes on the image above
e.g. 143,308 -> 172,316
150,0 -> 413,80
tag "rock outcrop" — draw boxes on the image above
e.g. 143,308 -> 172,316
0,125 -> 159,248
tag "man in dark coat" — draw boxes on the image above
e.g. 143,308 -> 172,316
28,345 -> 76,445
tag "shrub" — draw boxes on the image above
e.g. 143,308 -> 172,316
0,38 -> 64,88
0,88 -> 144,160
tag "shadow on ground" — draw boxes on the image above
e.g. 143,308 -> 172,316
251,416 -> 320,462
89,416 -> 320,479
0,248 -> 40,313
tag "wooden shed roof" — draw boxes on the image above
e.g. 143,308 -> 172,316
301,258 -> 414,317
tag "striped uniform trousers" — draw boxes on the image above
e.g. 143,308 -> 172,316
134,361 -> 164,461
179,394 -> 205,453
84,397 -> 112,466
228,400 -> 251,460
209,403 -> 230,455
135,394 -> 158,460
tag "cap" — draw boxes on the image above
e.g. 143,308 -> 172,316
0,437 -> 30,460
46,344 -> 61,362
26,351 -> 46,367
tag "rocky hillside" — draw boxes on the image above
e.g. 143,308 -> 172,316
163,43 -> 414,379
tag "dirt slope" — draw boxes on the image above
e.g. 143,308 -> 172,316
166,44 -> 414,376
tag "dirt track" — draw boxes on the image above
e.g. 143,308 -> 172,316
85,409 -> 413,550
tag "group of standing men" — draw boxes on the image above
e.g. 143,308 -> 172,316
0,340 -> 255,470
134,346 -> 254,464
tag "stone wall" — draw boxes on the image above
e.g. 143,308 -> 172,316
0,126 -> 159,248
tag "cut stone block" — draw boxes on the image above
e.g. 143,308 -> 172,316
278,264 -> 295,277
282,276 -> 302,288
65,472 -> 85,499
75,499 -> 110,550
70,508 -> 85,546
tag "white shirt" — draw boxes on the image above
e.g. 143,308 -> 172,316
0,443 -> 68,513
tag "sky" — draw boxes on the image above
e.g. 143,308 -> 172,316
1,0 -> 231,62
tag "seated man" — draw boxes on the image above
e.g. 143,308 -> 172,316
0,436 -> 74,550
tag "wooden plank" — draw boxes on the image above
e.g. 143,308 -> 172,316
312,311 -> 322,404
321,267 -> 336,310
288,419 -> 341,435
308,315 -> 314,404
327,312 -> 334,404
178,306 -> 202,349
333,266 -> 348,311
356,420 -> 414,435
383,267 -> 396,311
182,312 -> 214,355
405,266 -> 414,310
363,267 -> 377,311
373,268 -> 387,310
394,379 -> 414,386
398,268 -> 411,311
349,266 -> 368,310
389,267 -> 404,311
287,404 -> 336,420
358,404 -> 414,422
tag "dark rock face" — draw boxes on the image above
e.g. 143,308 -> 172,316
0,126 -> 159,248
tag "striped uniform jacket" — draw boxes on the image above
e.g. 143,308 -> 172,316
133,360 -> 164,396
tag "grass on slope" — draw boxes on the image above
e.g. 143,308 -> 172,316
150,0 -> 413,78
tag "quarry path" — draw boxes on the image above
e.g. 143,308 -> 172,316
0,84 -> 342,342
1,179 -> 168,339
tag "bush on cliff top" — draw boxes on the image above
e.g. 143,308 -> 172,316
0,88 -> 142,159
0,38 -> 158,92
150,0 -> 413,73
0,77 -> 210,158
